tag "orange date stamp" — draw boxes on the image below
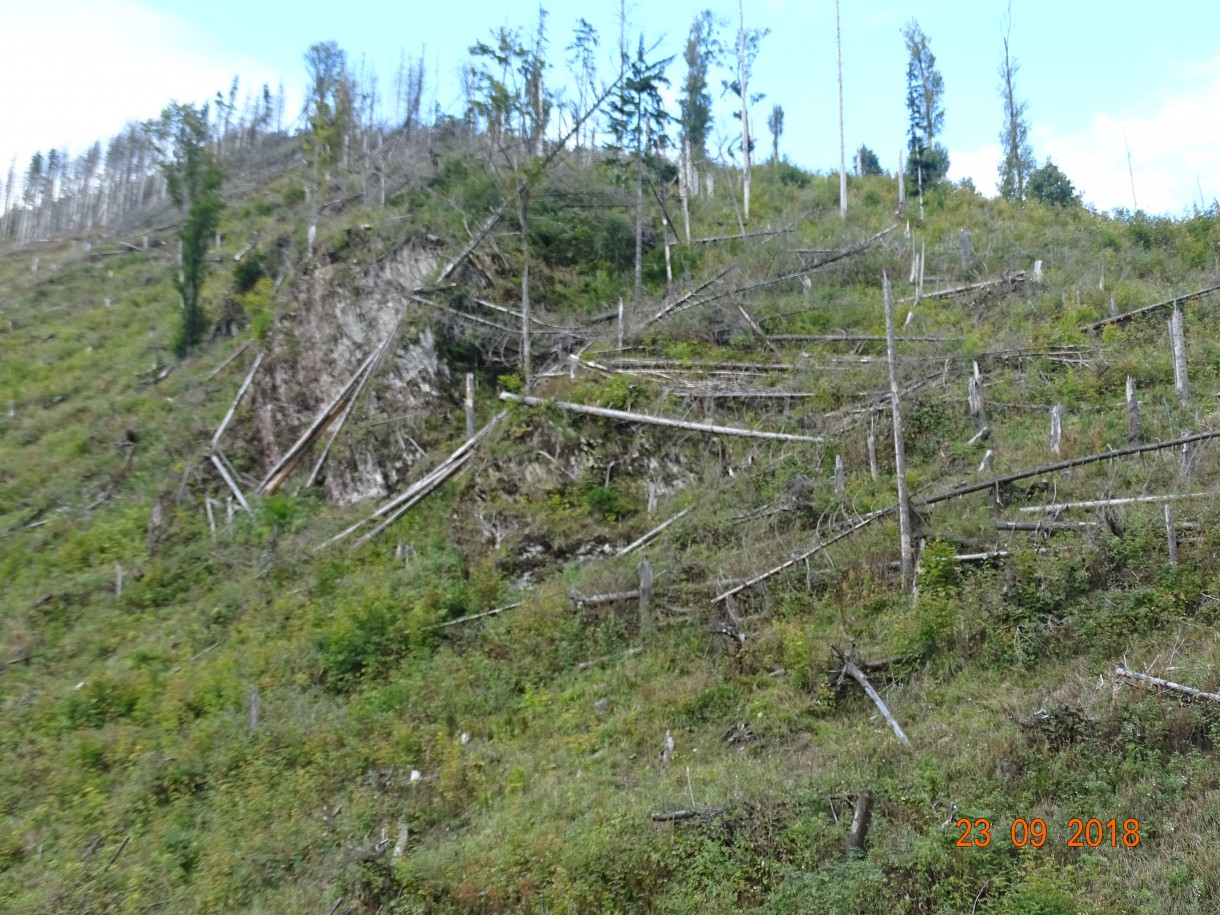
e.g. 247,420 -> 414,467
955,817 -> 1141,848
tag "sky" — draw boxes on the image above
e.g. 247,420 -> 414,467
4,0 -> 1220,216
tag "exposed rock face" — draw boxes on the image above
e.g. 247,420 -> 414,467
253,244 -> 451,505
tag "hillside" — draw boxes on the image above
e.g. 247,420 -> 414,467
6,128 -> 1220,915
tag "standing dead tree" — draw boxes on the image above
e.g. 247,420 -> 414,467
884,273 -> 914,589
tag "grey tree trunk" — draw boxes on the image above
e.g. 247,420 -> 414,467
465,373 -> 476,440
680,138 -> 692,242
520,193 -> 532,391
1165,503 -> 1179,566
638,559 -> 655,636
884,273 -> 913,590
1126,376 -> 1142,442
836,0 -> 846,219
634,146 -> 644,310
1169,307 -> 1189,406
738,0 -> 751,221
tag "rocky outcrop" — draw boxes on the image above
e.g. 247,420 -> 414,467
252,244 -> 451,505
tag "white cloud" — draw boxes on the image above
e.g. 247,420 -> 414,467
948,144 -> 1001,197
943,56 -> 1220,215
3,0 -> 289,174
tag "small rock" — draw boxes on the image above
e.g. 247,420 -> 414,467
594,698 -> 611,714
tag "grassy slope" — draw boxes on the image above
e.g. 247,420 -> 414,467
4,151 -> 1220,914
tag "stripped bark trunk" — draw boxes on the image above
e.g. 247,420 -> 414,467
1050,405 -> 1062,456
917,431 -> 1220,510
837,650 -> 913,750
500,392 -> 823,442
258,345 -> 382,495
884,273 -> 913,590
1081,281 -> 1220,332
968,361 -> 987,432
1170,307 -> 1189,407
1165,503 -> 1179,566
680,138 -> 692,242
1116,667 -> 1220,704
618,508 -> 690,557
465,373 -> 476,440
867,413 -> 880,481
1126,376 -> 1141,443
319,412 -> 505,550
212,351 -> 264,448
1016,492 -> 1208,513
836,0 -> 846,219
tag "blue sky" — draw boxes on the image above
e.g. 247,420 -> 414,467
6,0 -> 1220,215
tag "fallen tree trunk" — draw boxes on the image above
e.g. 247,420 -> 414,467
212,351 -> 264,448
210,453 -> 251,514
711,508 -> 890,605
719,431 -> 1220,605
1082,282 -> 1220,333
304,314 -> 406,489
576,646 -> 643,671
651,806 -> 729,823
1115,667 -> 1220,704
668,389 -> 821,399
572,589 -> 641,607
203,340 -> 253,383
897,271 -> 1025,304
257,345 -> 383,495
915,431 -> 1220,510
500,392 -> 823,443
319,412 -> 505,550
428,603 -> 521,629
618,508 -> 691,557
767,333 -> 953,343
1016,492 -> 1209,514
835,648 -> 914,750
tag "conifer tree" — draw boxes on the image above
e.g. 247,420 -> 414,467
153,103 -> 223,357
679,10 -> 719,162
903,20 -> 949,191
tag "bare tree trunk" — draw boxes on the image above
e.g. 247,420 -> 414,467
836,0 -> 846,219
1164,503 -> 1179,566
1169,307 -> 1189,407
465,373 -> 476,440
663,218 -> 673,292
1050,404 -> 1062,456
867,413 -> 879,481
968,361 -> 987,432
738,0 -> 751,222
847,790 -> 876,858
897,150 -> 905,213
1126,375 -> 1141,443
639,559 -> 654,636
884,273 -> 913,589
520,192 -> 532,391
634,146 -> 645,309
680,138 -> 692,243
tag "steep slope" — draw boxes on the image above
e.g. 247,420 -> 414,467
4,139 -> 1220,915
